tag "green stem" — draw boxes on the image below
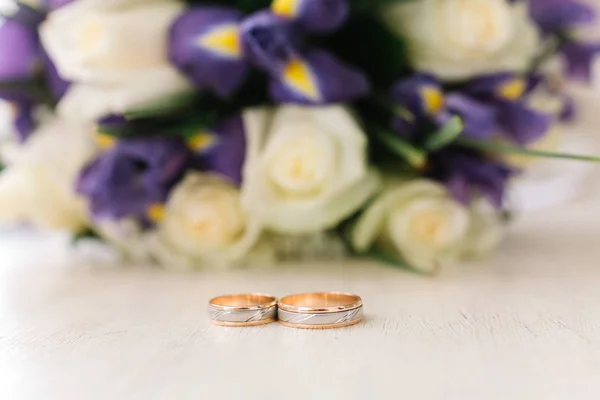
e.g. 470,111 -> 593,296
458,137 -> 600,163
374,128 -> 427,168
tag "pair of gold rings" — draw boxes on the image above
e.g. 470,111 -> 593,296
208,292 -> 363,329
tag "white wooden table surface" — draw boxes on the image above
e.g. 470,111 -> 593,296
1,179 -> 600,400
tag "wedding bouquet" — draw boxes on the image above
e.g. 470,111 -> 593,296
0,0 -> 598,273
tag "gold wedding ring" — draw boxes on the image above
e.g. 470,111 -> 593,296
277,292 -> 363,329
208,294 -> 278,327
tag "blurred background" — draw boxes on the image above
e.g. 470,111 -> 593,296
1,0 -> 598,216
0,0 -> 599,249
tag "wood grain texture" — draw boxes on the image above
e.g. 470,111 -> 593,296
2,184 -> 600,400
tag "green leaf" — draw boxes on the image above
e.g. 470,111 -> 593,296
367,249 -> 440,277
368,248 -> 406,267
458,137 -> 600,163
350,0 -> 414,14
374,129 -> 427,169
424,116 -> 464,151
97,115 -> 211,139
72,228 -> 100,244
124,92 -> 199,120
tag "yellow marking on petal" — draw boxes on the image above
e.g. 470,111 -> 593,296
498,78 -> 526,100
272,0 -> 301,18
198,25 -> 241,58
187,132 -> 218,152
283,58 -> 320,101
420,86 -> 445,115
147,203 -> 166,224
95,133 -> 117,150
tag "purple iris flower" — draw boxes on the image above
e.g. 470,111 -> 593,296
98,114 -> 129,127
241,7 -> 369,104
0,5 -> 43,141
0,3 -> 69,100
7,3 -> 46,26
0,3 -> 71,141
390,74 -> 449,140
0,18 -> 39,83
44,55 -> 71,100
80,113 -> 250,223
429,148 -> 515,208
390,73 -> 551,147
391,74 -> 442,119
529,0 -> 596,32
168,1 -> 369,104
43,0 -> 76,10
77,138 -> 192,223
528,0 -> 600,82
267,48 -> 370,105
559,95 -> 576,122
241,11 -> 300,73
389,76 -> 516,207
390,74 -> 498,142
460,74 -> 552,145
169,7 -> 249,98
13,102 -> 37,143
562,41 -> 600,82
445,94 -> 498,140
283,0 -> 349,33
187,114 -> 248,186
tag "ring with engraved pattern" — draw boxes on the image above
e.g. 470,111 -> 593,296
208,294 -> 277,327
277,292 -> 363,329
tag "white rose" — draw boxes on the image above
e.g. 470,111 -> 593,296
149,173 -> 268,270
0,117 -> 96,232
461,199 -> 505,260
241,105 -> 380,234
351,180 -> 503,274
383,0 -> 541,81
40,0 -> 191,120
